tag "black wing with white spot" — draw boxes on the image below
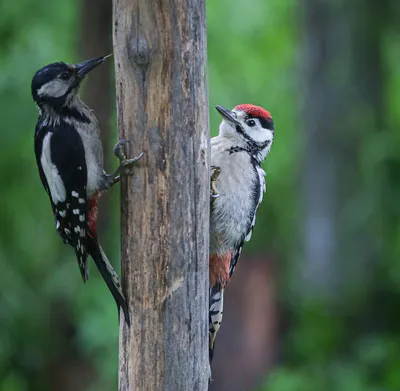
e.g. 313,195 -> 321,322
34,121 -> 89,280
229,161 -> 266,277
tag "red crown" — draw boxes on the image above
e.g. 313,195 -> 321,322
234,104 -> 271,120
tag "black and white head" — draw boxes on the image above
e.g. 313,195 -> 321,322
216,104 -> 274,162
31,55 -> 110,110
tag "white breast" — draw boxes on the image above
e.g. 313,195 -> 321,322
210,136 -> 260,255
78,129 -> 104,196
64,117 -> 104,197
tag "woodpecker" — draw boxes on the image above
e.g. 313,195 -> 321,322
32,56 -> 142,324
209,104 -> 274,363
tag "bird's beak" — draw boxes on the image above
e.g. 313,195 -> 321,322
75,54 -> 112,79
215,105 -> 240,125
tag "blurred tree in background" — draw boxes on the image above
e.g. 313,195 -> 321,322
1,0 -> 400,390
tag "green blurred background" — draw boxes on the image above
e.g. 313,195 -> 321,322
1,0 -> 400,390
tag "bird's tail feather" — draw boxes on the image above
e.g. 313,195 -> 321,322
87,238 -> 130,325
209,284 -> 224,363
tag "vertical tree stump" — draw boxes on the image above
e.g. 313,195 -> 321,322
112,0 -> 210,390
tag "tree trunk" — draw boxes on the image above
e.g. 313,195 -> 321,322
112,0 -> 210,390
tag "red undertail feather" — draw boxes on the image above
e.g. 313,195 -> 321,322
88,193 -> 99,239
209,252 -> 231,288
234,104 -> 271,120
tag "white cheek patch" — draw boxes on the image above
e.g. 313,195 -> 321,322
244,118 -> 274,144
247,128 -> 274,144
40,133 -> 66,204
37,79 -> 69,98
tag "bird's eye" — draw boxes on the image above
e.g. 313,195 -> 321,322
59,72 -> 70,80
247,119 -> 256,127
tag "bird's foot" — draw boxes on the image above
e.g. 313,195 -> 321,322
113,139 -> 144,175
103,139 -> 144,189
210,166 -> 221,199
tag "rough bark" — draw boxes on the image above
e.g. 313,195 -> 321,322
112,0 -> 210,390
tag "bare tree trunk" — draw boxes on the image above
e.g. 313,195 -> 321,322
112,0 -> 210,390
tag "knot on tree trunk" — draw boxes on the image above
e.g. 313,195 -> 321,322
129,34 -> 151,68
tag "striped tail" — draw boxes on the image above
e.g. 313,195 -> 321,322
209,285 -> 225,363
87,237 -> 130,325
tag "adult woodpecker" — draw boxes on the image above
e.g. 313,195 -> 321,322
209,104 -> 274,363
32,56 -> 142,324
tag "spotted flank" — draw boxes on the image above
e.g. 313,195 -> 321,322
52,189 -> 89,281
69,189 -> 89,281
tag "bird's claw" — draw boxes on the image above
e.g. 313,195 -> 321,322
113,139 -> 132,162
120,152 -> 144,176
113,139 -> 143,175
104,140 -> 144,189
210,166 -> 221,199
113,139 -> 144,175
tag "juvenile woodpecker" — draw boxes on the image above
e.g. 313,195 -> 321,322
209,104 -> 274,363
32,56 -> 142,324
